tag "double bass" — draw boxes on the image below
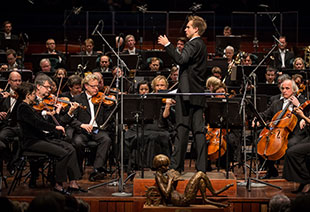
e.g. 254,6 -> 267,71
257,100 -> 310,161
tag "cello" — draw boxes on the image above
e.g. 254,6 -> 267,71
206,125 -> 227,161
257,100 -> 310,161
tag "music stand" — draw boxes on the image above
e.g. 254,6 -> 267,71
122,94 -> 162,177
69,55 -> 98,72
141,50 -> 173,69
232,65 -> 267,84
31,53 -> 59,73
92,34 -> 115,53
110,54 -> 139,70
205,98 -> 242,178
0,39 -> 19,52
0,52 -> 6,63
215,35 -> 241,56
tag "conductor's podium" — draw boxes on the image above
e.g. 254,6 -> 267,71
133,171 -> 237,197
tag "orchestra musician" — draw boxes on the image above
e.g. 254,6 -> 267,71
70,74 -> 112,181
158,15 -> 208,173
16,82 -> 84,194
60,75 -> 83,101
252,79 -> 305,179
0,71 -> 22,172
283,106 -> 310,193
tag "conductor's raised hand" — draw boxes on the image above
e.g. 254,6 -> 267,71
158,35 -> 169,46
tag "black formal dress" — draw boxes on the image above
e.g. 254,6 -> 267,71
283,126 -> 310,184
17,102 -> 81,183
165,36 -> 208,172
71,92 -> 112,172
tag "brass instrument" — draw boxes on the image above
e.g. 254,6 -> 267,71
222,51 -> 244,83
304,46 -> 310,68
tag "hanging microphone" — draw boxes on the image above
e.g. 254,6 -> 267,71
272,35 -> 283,46
259,4 -> 269,8
73,6 -> 83,15
91,20 -> 103,36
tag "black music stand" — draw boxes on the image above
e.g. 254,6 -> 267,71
215,35 -> 241,56
92,34 -> 115,53
110,54 -> 139,70
69,55 -> 98,72
122,94 -> 162,178
205,98 -> 242,178
232,65 -> 267,84
141,50 -> 173,69
31,53 -> 59,73
0,39 -> 19,52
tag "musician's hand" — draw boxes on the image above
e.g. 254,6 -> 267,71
1,91 -> 10,98
251,119 -> 260,128
300,119 -> 306,129
158,35 -> 170,46
55,125 -> 65,134
68,102 -> 79,115
46,110 -> 56,116
55,103 -> 62,114
0,112 -> 7,120
295,107 -> 305,118
289,95 -> 300,107
81,124 -> 93,133
165,98 -> 176,106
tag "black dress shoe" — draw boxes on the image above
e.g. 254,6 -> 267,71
260,171 -> 279,179
292,183 -> 306,194
53,187 -> 71,195
88,170 -> 106,182
67,186 -> 88,193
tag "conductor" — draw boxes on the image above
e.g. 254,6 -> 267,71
158,15 -> 208,173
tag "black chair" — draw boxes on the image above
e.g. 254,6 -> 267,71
8,132 -> 56,195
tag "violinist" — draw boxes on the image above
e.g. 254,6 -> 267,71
292,74 -> 307,99
252,79 -> 305,179
70,74 -> 112,181
16,82 -> 84,194
0,71 -> 22,172
283,106 -> 310,193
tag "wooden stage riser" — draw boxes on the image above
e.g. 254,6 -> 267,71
8,197 -> 269,212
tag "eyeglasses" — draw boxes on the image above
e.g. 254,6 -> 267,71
87,84 -> 99,88
41,85 -> 51,90
101,61 -> 109,63
47,43 -> 55,45
10,79 -> 22,82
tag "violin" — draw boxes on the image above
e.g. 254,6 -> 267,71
206,125 -> 227,161
91,92 -> 116,106
33,94 -> 86,111
297,83 -> 306,97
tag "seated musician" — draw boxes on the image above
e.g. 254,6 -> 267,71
268,74 -> 291,106
252,79 -> 305,179
283,106 -> 310,193
292,74 -> 307,98
59,75 -> 82,101
265,67 -> 277,84
16,82 -> 84,194
0,71 -> 22,171
206,83 -> 240,171
70,74 -> 112,181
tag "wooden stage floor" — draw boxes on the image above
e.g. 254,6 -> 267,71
0,159 -> 302,212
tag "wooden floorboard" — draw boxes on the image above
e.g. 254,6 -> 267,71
0,159 -> 301,212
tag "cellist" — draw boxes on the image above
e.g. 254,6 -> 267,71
252,79 -> 305,179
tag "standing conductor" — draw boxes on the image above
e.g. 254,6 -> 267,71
158,15 -> 208,173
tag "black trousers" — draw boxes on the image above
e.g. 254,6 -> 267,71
72,129 -> 111,170
170,96 -> 206,172
26,139 -> 81,182
0,126 -> 20,162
